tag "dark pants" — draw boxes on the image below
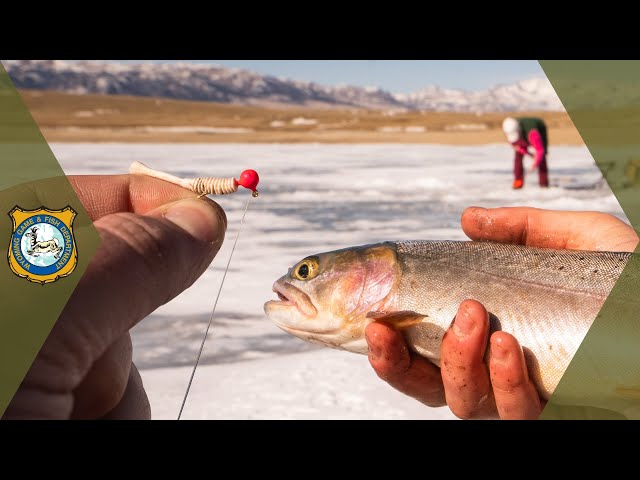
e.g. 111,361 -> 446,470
515,153 -> 549,187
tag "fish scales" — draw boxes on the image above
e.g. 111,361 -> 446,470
392,241 -> 629,398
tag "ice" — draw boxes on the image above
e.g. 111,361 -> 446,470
51,143 -> 627,420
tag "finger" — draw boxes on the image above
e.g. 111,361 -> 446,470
461,206 -> 639,251
70,334 -> 133,420
31,197 -> 226,394
2,388 -> 72,420
440,300 -> 496,419
100,363 -> 151,420
68,174 -> 227,225
365,322 -> 445,408
4,173 -> 226,226
489,332 -> 544,420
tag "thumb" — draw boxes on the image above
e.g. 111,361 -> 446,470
31,198 -> 226,387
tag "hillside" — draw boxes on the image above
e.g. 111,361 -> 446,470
5,60 -> 564,112
19,90 -> 583,144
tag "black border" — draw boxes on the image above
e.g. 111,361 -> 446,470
1,419 -> 636,457
1,11 -> 636,60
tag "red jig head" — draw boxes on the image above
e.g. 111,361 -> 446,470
128,162 -> 261,198
235,169 -> 260,197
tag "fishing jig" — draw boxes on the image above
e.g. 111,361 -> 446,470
129,161 -> 260,419
129,161 -> 260,197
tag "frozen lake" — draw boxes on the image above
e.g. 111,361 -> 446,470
52,143 -> 627,419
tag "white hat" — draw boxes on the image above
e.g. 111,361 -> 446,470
502,117 -> 521,143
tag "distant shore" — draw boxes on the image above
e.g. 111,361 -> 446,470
20,90 -> 585,145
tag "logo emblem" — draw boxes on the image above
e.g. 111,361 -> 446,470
7,206 -> 78,285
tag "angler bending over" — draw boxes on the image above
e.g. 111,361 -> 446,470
502,116 -> 550,189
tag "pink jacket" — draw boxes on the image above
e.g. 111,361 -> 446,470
513,129 -> 546,168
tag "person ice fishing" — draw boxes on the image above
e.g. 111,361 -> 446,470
502,116 -> 549,189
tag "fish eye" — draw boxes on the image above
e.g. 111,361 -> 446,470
292,257 -> 319,281
298,264 -> 309,278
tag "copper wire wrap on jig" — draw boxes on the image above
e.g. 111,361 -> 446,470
191,177 -> 238,196
128,161 -> 261,197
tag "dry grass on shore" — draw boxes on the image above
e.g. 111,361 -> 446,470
19,90 -> 584,145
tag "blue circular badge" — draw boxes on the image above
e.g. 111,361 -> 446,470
14,215 -> 74,276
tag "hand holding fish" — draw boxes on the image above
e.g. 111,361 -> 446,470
366,207 -> 639,420
366,299 -> 544,419
2,174 -> 226,419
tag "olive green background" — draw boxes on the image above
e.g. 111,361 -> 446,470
0,62 -> 100,416
540,61 -> 640,419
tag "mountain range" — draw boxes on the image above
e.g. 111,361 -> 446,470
3,60 -> 564,112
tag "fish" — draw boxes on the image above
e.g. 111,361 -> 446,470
264,240 -> 633,406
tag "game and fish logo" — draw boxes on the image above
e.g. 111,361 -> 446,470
7,206 -> 78,285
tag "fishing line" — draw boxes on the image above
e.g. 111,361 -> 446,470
177,196 -> 253,420
125,161 -> 259,419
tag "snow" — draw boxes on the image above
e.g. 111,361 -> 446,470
139,126 -> 254,134
142,349 -> 455,420
291,117 -> 318,126
445,123 -> 488,131
398,77 -> 564,112
73,108 -> 119,118
377,126 -> 428,134
50,143 -> 628,420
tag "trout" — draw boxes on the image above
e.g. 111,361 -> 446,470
264,240 -> 633,406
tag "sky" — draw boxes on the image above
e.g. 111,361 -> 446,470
108,60 -> 544,93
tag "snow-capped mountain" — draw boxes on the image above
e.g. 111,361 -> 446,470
2,60 -> 564,112
397,78 -> 563,111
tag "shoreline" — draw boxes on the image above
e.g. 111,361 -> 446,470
21,90 -> 585,146
39,127 -> 584,145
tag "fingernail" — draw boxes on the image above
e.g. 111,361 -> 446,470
452,307 -> 475,338
163,199 -> 225,243
491,336 -> 510,362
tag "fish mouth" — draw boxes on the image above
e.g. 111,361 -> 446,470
267,280 -> 318,318
276,323 -> 342,337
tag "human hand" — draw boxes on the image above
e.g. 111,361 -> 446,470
3,174 -> 226,420
366,206 -> 639,420
464,206 -> 638,253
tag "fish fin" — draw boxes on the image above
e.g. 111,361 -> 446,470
366,310 -> 427,330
